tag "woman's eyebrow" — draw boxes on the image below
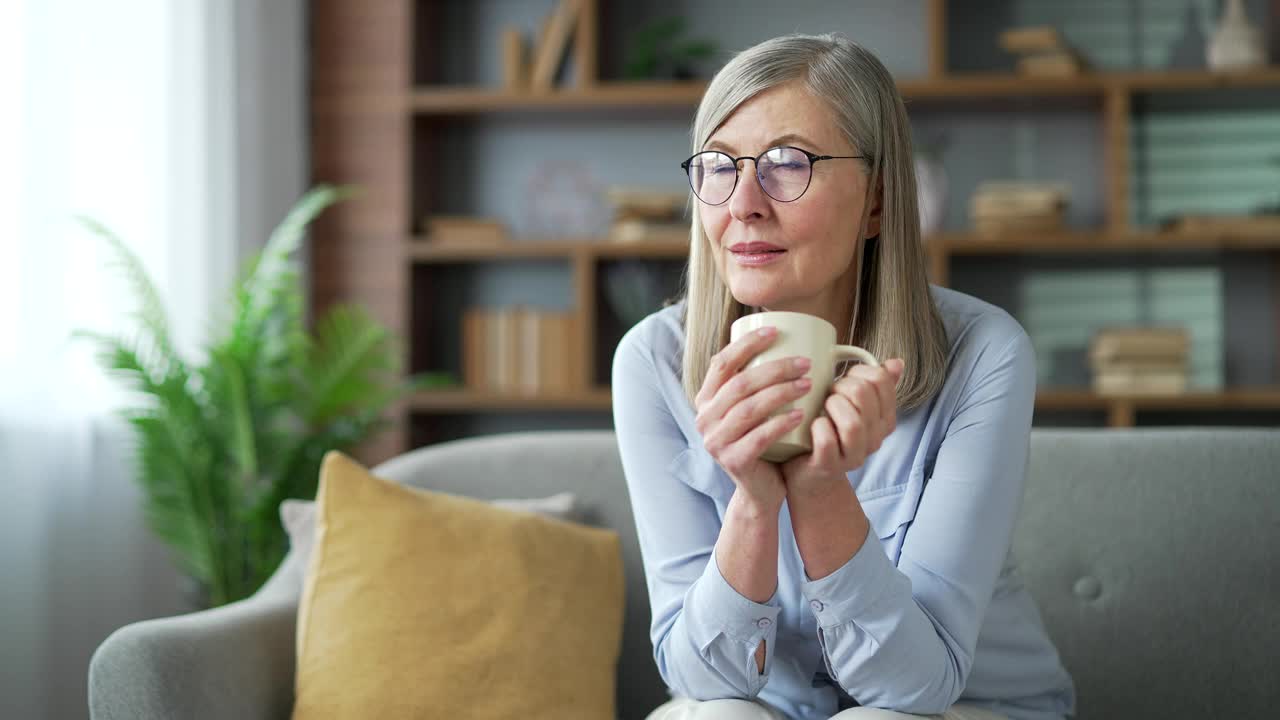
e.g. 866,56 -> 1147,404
703,133 -> 818,154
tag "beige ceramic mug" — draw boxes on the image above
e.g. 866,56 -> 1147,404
729,311 -> 880,463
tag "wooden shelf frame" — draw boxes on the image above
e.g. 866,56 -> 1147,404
407,67 -> 1280,115
313,1 -> 1280,443
411,229 -> 1280,265
408,237 -> 690,263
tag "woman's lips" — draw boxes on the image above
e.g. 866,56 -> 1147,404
729,246 -> 787,266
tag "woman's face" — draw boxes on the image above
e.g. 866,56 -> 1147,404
698,82 -> 879,325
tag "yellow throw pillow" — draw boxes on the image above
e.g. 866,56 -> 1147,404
293,450 -> 624,720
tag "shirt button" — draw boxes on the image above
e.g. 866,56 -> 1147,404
799,704 -> 814,715
756,617 -> 772,629
809,599 -> 824,612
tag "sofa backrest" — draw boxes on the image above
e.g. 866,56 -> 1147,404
1015,428 -> 1279,719
373,428 -> 1280,720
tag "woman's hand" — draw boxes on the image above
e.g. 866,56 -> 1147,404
694,326 -> 814,511
782,358 -> 905,498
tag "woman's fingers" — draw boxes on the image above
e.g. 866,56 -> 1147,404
835,367 -> 881,423
696,355 -> 810,436
838,360 -> 897,429
809,416 -> 841,468
695,327 -> 779,410
721,407 -> 806,474
703,375 -> 810,458
824,391 -> 871,458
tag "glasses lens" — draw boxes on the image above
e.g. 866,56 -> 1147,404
687,152 -> 737,205
757,147 -> 812,202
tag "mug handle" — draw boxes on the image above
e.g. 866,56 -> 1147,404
833,344 -> 880,368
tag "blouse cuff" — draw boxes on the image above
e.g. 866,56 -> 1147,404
687,551 -> 783,645
800,523 -> 896,628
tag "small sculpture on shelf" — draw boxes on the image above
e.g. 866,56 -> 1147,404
1207,0 -> 1268,71
523,158 -> 608,239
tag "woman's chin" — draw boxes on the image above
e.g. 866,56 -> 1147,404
728,283 -> 783,310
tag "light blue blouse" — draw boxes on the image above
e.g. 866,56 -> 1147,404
611,286 -> 1076,720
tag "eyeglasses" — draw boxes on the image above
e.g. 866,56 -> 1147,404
680,145 -> 866,205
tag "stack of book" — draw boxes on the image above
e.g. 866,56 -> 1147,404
999,26 -> 1089,77
607,187 -> 688,244
1021,268 -> 1223,390
970,181 -> 1068,236
423,216 -> 507,246
1090,327 -> 1191,396
462,307 -> 581,395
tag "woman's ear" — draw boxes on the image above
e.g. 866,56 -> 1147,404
865,176 -> 884,239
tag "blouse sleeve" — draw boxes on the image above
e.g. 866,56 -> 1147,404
612,326 -> 783,700
798,328 -> 1037,714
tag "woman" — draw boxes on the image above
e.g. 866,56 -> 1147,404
611,34 -> 1076,720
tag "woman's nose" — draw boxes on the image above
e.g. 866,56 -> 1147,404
728,162 -> 771,222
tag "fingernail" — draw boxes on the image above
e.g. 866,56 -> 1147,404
758,327 -> 777,337
793,357 -> 811,371
794,377 -> 812,390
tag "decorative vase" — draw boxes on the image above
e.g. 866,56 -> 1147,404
1207,0 -> 1267,70
915,154 -> 949,239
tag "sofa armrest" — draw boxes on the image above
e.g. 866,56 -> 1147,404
88,550 -> 304,720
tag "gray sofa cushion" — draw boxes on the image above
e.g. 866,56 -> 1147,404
1016,429 -> 1280,719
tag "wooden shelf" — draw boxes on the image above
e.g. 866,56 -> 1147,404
408,81 -> 707,114
931,229 -> 1280,255
408,237 -> 689,263
1111,66 -> 1280,92
1038,387 -> 1280,410
408,229 -> 1280,266
408,68 -> 1280,114
409,388 -> 612,412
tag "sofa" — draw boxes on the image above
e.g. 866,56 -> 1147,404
88,428 -> 1280,719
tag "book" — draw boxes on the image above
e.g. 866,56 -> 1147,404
1090,327 -> 1190,362
462,309 -> 488,391
425,216 -> 507,245
999,26 -> 1064,55
610,218 -> 690,244
1094,368 -> 1189,396
1017,50 -> 1086,77
973,211 -> 1065,236
971,182 -> 1069,217
1090,358 -> 1188,374
529,0 -> 582,92
501,28 -> 527,90
518,307 -> 541,395
606,187 -> 688,221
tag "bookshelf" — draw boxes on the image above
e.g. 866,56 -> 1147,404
310,0 -> 1280,460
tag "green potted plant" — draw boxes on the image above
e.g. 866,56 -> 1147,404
623,16 -> 718,80
75,185 -> 443,607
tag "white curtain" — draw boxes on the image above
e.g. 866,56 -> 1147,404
0,2 -> 304,718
